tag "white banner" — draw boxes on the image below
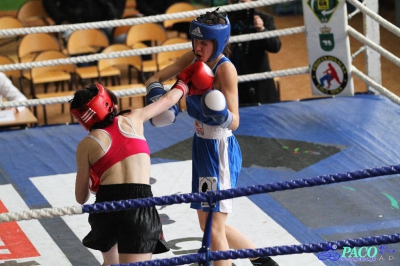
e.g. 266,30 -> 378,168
303,0 -> 354,96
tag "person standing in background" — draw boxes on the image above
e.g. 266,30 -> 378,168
42,0 -> 126,42
135,0 -> 192,37
135,0 -> 190,16
227,0 -> 281,106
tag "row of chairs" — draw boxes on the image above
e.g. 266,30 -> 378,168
1,34 -> 190,124
13,0 -> 195,31
1,21 -> 190,82
0,0 -> 196,53
0,0 -> 196,91
0,1 -> 196,125
113,2 -> 196,41
13,30 -> 191,95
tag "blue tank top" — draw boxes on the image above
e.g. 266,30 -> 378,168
186,56 -> 232,125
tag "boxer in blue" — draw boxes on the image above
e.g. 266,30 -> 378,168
145,9 -> 279,266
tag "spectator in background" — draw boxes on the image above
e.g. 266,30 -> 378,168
227,0 -> 281,106
135,0 -> 191,36
0,72 -> 27,113
42,0 -> 126,41
135,0 -> 190,16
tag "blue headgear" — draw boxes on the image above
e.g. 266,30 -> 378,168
189,11 -> 231,62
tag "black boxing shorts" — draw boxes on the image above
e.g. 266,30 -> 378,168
82,183 -> 169,254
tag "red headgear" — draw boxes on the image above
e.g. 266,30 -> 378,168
70,84 -> 115,131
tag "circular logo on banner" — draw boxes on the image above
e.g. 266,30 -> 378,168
311,56 -> 348,95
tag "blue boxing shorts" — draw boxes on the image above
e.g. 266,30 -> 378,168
190,120 -> 242,213
82,183 -> 169,254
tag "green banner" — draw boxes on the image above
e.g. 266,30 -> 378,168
0,0 -> 27,11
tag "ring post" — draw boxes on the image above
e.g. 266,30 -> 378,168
198,191 -> 217,266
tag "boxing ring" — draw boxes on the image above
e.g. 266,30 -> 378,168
1,0 -> 400,265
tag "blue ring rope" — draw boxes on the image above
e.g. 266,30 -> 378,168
82,164 -> 400,213
110,234 -> 400,265
78,164 -> 400,265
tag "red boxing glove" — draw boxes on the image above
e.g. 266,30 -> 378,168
89,168 -> 100,194
177,62 -> 215,95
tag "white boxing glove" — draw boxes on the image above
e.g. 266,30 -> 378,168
201,90 -> 233,128
146,82 -> 179,127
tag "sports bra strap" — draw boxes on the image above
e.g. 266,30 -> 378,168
86,133 -> 108,152
119,116 -> 138,136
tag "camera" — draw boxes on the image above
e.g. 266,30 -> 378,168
228,8 -> 255,36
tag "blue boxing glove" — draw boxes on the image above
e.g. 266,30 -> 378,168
146,81 -> 166,104
201,90 -> 233,128
146,82 -> 179,127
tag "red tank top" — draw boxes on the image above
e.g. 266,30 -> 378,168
89,117 -> 150,192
